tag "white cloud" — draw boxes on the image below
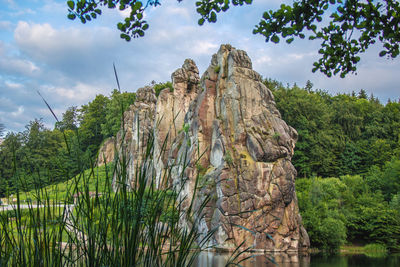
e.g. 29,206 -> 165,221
118,6 -> 132,18
0,20 -> 12,30
287,52 -> 316,61
0,40 -> 40,77
11,106 -> 24,117
49,82 -> 101,103
14,21 -> 116,63
191,41 -> 219,56
3,0 -> 16,8
0,96 -> 14,110
0,56 -> 40,76
163,5 -> 191,20
254,55 -> 272,66
4,81 -> 23,89
9,8 -> 35,17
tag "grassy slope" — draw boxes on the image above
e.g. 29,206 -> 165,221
12,164 -> 113,204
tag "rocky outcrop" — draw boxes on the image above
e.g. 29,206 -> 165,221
153,59 -> 201,185
121,86 -> 157,187
111,44 -> 309,252
97,137 -> 115,165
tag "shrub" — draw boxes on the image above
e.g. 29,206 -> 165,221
154,81 -> 173,97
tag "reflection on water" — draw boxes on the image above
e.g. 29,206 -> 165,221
309,253 -> 400,267
194,251 -> 400,267
194,251 -> 309,267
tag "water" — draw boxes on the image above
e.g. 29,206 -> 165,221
194,252 -> 400,267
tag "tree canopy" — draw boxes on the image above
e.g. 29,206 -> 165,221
67,0 -> 399,77
0,123 -> 4,138
1,79 -> 399,248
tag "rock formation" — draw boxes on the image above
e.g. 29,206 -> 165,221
102,44 -> 309,252
98,137 -> 115,165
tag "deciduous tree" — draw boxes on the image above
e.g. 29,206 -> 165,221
0,122 -> 4,138
67,0 -> 399,77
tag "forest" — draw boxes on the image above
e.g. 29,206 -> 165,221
0,79 -> 399,251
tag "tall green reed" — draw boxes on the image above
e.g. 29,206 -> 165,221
0,62 -> 256,265
0,89 -> 225,267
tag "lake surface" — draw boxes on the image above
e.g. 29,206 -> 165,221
194,252 -> 400,267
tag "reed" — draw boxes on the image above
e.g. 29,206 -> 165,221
0,87 -> 252,266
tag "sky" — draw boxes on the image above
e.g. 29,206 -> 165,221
1,0 -> 399,133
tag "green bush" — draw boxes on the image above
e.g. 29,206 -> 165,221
154,81 -> 173,97
318,217 -> 347,250
363,243 -> 387,252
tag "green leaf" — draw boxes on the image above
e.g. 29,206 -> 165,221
310,24 -> 317,31
198,18 -> 205,25
120,33 -> 130,41
210,11 -> 217,22
271,35 -> 280,43
286,37 -> 294,44
379,51 -> 387,57
263,11 -> 270,20
67,13 -> 76,20
197,7 -> 206,15
137,12 -> 143,20
67,1 -> 75,10
134,1 -> 142,10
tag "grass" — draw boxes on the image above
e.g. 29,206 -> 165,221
0,120 -> 239,266
340,244 -> 388,257
0,206 -> 71,242
13,164 -> 112,204
0,76 -> 251,266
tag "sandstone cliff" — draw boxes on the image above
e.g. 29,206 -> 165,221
102,44 -> 309,252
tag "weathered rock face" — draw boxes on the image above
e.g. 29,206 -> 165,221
113,85 -> 157,187
98,137 -> 115,166
153,59 -> 201,185
111,44 -> 309,251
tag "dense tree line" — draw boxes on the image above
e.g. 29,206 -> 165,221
265,79 -> 400,178
1,80 -> 399,250
265,79 -> 400,250
0,90 -> 135,197
297,162 -> 400,251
